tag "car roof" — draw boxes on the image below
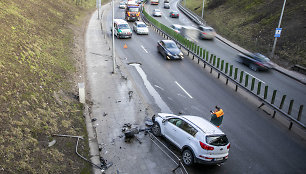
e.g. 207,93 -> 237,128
161,40 -> 175,44
171,11 -> 178,13
182,115 -> 224,135
136,21 -> 145,25
154,9 -> 161,11
114,19 -> 127,24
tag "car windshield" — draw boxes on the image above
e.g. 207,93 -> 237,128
129,7 -> 139,12
118,24 -> 130,29
154,9 -> 161,12
137,24 -> 146,27
254,53 -> 270,62
172,11 -> 178,14
120,2 -> 125,5
164,42 -> 177,48
206,135 -> 229,146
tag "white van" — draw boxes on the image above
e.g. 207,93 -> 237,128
113,19 -> 132,39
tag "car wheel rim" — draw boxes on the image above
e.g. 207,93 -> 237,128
183,151 -> 192,165
152,124 -> 159,134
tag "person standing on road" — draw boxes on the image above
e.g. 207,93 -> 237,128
210,106 -> 224,128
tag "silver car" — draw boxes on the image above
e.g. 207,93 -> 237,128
153,9 -> 162,17
198,26 -> 216,40
133,21 -> 149,35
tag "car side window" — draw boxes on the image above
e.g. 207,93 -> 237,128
179,121 -> 198,136
168,118 -> 183,127
161,41 -> 165,47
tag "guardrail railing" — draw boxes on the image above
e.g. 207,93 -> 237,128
141,6 -> 305,132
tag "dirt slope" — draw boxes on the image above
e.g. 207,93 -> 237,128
185,0 -> 306,68
0,0 -> 96,173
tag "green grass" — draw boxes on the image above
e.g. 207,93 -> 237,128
0,0 -> 102,173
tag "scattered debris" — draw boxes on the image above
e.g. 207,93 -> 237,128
100,157 -> 113,170
116,100 -> 122,103
145,120 -> 153,127
128,91 -> 133,100
48,139 -> 56,147
103,112 -> 108,117
91,118 -> 97,122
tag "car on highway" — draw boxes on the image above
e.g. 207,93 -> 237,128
119,1 -> 126,9
157,40 -> 184,60
198,25 -> 216,40
238,53 -> 273,71
164,2 -> 170,9
153,9 -> 162,17
169,11 -> 179,18
133,21 -> 149,35
113,19 -> 132,39
170,24 -> 182,33
152,113 -> 230,166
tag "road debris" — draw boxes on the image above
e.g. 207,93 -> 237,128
48,139 -> 56,147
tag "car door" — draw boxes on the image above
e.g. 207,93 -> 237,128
163,118 -> 183,147
175,120 -> 198,149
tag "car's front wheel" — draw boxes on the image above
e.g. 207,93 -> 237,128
182,149 -> 194,166
152,122 -> 161,137
249,63 -> 258,71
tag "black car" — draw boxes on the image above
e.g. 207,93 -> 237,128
169,11 -> 179,18
238,53 -> 273,71
157,40 -> 184,60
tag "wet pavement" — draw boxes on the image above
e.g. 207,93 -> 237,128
85,5 -> 183,174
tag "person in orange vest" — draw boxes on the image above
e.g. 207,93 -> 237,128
210,106 -> 224,128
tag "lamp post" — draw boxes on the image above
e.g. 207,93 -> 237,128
112,0 -> 116,73
201,0 -> 205,19
271,0 -> 286,59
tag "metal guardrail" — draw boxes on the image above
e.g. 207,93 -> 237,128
141,6 -> 305,131
176,0 -> 205,26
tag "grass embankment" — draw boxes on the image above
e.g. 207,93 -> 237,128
0,0 -> 96,173
184,0 -> 306,67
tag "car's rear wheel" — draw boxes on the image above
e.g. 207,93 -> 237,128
152,122 -> 161,137
182,149 -> 194,166
249,64 -> 258,71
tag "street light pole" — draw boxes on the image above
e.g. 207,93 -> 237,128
201,0 -> 205,19
112,0 -> 116,73
271,0 -> 286,58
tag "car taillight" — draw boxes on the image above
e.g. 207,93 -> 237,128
227,143 -> 230,149
255,62 -> 264,67
202,32 -> 207,35
199,141 -> 214,150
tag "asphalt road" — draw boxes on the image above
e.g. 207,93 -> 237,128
145,0 -> 306,124
94,1 -> 306,173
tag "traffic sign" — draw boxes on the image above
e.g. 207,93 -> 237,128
274,28 -> 282,37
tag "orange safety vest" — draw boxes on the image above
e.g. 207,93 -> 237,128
214,109 -> 224,117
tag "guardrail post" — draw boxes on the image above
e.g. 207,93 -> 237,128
209,54 -> 213,64
288,100 -> 294,115
251,78 -> 255,91
230,65 -> 233,77
225,62 -> 228,74
197,46 -> 200,55
257,82 -> 262,95
206,51 -> 209,61
221,60 -> 224,71
297,105 -> 303,121
264,85 -> 268,100
234,68 -> 238,80
271,90 -> 277,104
279,95 -> 286,109
213,56 -> 216,66
239,71 -> 244,83
200,48 -> 202,57
217,58 -> 220,69
245,74 -> 249,87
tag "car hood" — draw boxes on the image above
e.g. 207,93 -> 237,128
167,48 -> 181,55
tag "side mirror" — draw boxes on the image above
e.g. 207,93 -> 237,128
162,119 -> 167,123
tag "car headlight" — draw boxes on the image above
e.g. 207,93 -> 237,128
179,52 -> 183,56
166,51 -> 172,56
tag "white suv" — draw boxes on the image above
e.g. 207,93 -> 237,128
152,113 -> 230,166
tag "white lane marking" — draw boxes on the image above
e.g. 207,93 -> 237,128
154,85 -> 164,91
244,71 -> 266,84
175,81 -> 193,99
141,45 -> 148,53
131,64 -> 171,113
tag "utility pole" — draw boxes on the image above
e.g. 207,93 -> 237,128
271,0 -> 286,58
112,0 -> 116,73
201,0 -> 205,19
